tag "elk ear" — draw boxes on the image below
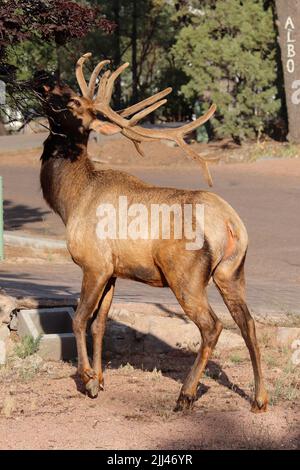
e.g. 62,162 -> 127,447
90,120 -> 122,135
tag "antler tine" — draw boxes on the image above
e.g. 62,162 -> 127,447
121,124 -> 215,186
119,87 -> 172,118
177,104 -> 217,135
101,62 -> 130,103
94,61 -> 172,128
88,60 -> 111,98
76,53 -> 92,98
132,140 -> 145,157
176,138 -> 213,187
128,99 -> 167,127
97,70 -> 112,103
121,104 -> 218,186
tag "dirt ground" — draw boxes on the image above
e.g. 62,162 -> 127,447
0,338 -> 299,450
0,136 -> 299,449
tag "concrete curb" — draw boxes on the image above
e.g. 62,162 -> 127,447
4,232 -> 66,250
13,303 -> 300,362
18,307 -> 76,361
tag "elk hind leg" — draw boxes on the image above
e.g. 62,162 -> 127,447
213,258 -> 268,412
174,295 -> 223,411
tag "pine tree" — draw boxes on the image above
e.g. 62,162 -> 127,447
172,0 -> 280,142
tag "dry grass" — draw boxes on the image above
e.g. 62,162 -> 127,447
210,329 -> 300,410
118,362 -> 135,372
0,336 -> 43,385
229,353 -> 244,364
269,363 -> 300,406
248,141 -> 300,162
14,335 -> 41,359
148,367 -> 163,381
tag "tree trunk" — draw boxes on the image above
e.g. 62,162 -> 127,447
113,0 -> 122,108
0,118 -> 6,136
56,43 -> 62,77
275,0 -> 300,143
131,0 -> 138,104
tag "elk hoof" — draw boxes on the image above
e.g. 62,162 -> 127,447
85,378 -> 100,398
174,393 -> 195,412
251,394 -> 268,413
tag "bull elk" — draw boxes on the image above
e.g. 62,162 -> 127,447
32,53 -> 268,412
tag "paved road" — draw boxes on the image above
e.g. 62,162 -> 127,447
0,133 -> 46,152
0,155 -> 299,315
1,262 -> 299,316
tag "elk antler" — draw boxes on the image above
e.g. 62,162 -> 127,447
93,62 -> 171,129
76,52 -> 110,98
78,56 -> 173,157
76,54 -> 217,186
76,53 -> 171,158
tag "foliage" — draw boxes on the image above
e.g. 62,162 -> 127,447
0,0 -> 113,50
172,0 -> 280,141
0,0 -> 114,81
14,335 -> 42,359
0,0 -> 114,128
0,0 -> 287,140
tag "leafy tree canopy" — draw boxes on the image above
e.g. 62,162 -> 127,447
0,0 -> 287,141
0,0 -> 114,78
0,0 -> 114,132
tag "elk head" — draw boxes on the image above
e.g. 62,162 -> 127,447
31,66 -> 118,139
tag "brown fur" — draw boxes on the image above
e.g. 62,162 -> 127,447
37,78 -> 268,412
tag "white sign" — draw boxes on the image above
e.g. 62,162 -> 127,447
285,16 -> 300,104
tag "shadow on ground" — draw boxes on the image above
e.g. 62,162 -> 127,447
4,199 -> 50,231
0,271 -> 77,300
156,411 -> 299,450
69,314 -> 251,410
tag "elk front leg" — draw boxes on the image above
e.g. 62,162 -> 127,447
73,269 -> 110,397
90,277 -> 116,393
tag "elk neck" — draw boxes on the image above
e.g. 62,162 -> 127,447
40,130 -> 94,225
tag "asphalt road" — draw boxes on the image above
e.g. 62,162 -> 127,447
0,152 -> 299,316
